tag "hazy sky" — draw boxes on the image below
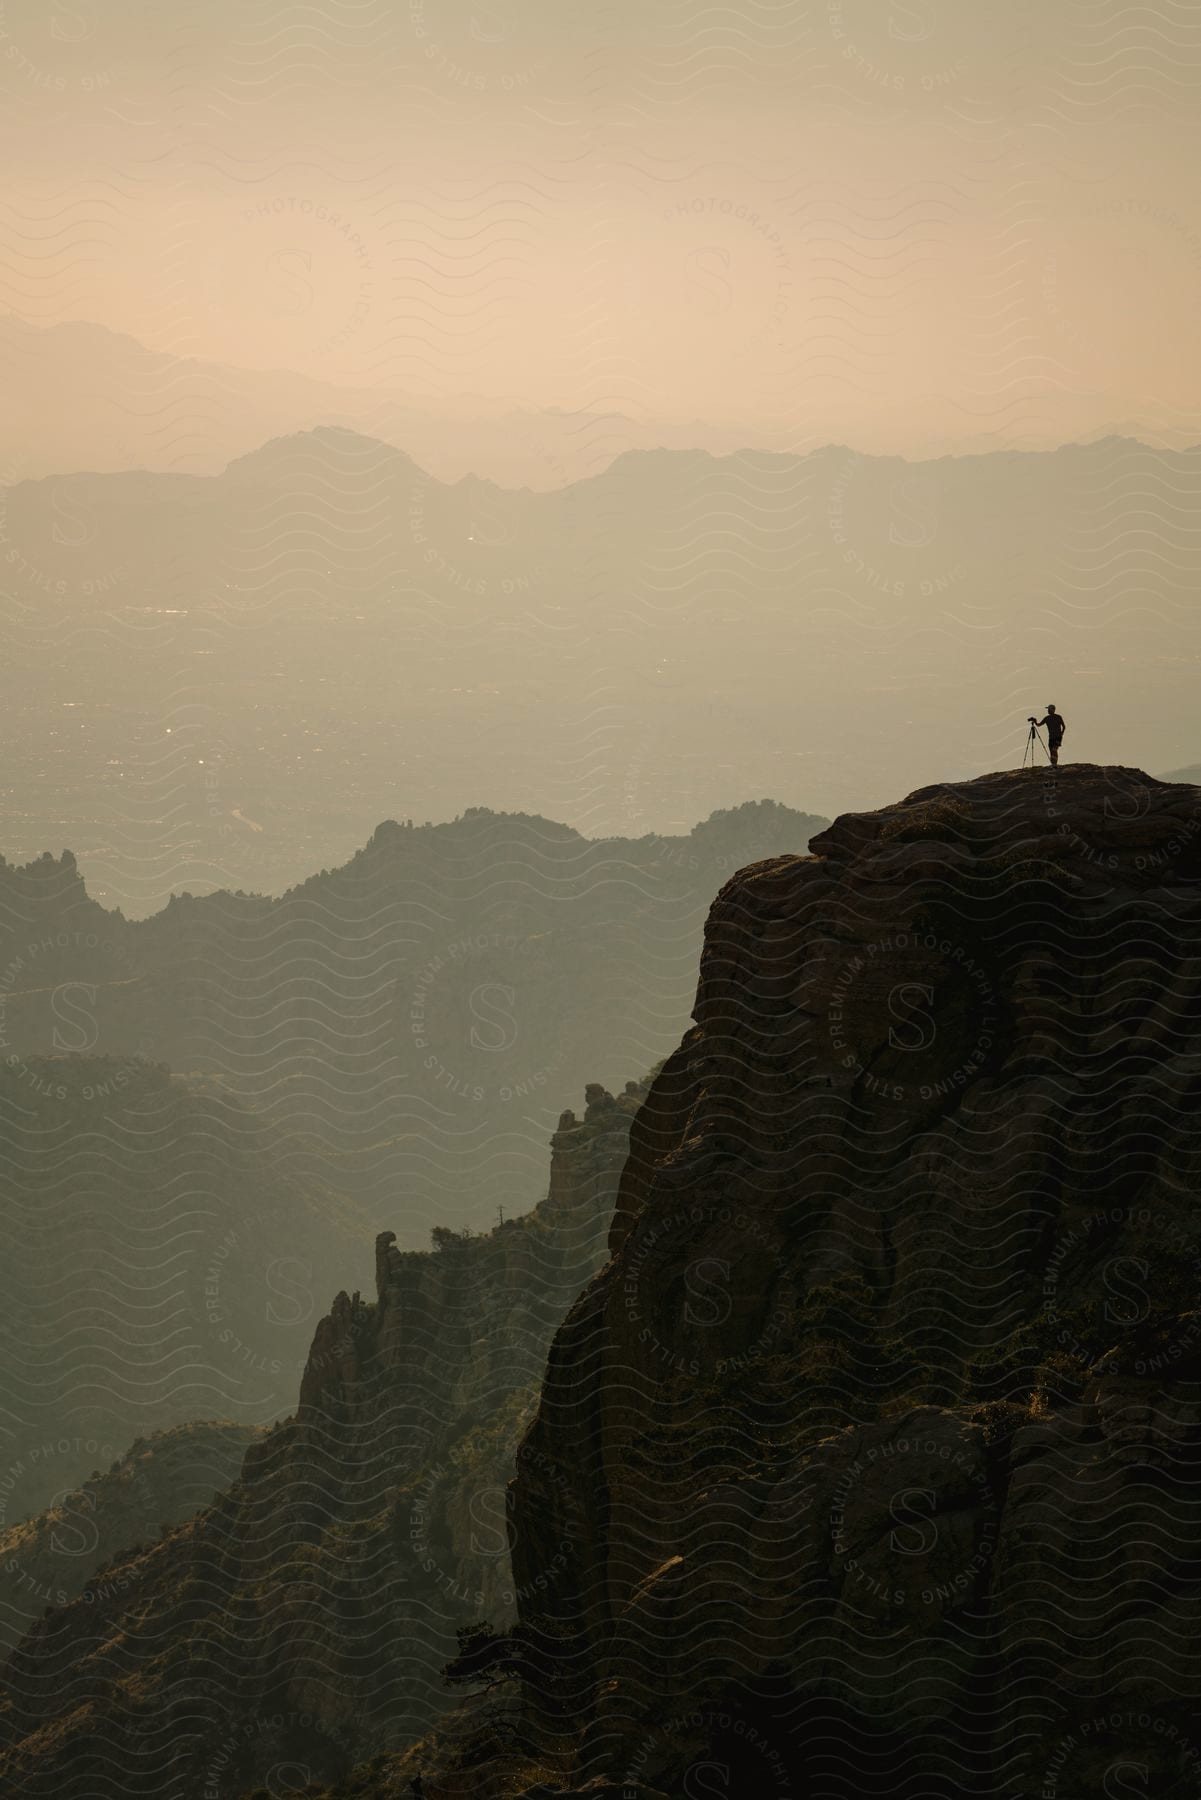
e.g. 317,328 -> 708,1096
4,0 -> 1200,458
3,0 -> 1201,905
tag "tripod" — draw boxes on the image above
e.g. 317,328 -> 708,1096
1022,719 -> 1048,768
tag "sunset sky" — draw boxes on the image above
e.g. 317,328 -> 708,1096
4,0 -> 1200,462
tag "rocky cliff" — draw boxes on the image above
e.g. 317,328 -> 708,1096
448,765 -> 1201,1800
0,1080 -> 648,1796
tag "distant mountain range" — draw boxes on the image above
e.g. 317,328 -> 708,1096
2,422 -> 1197,913
8,316 -> 1188,491
0,315 -> 735,490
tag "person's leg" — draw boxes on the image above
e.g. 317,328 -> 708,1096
1049,743 -> 1059,766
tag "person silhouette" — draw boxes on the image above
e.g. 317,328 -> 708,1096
1034,703 -> 1066,767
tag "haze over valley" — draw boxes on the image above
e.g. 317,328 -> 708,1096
3,425 -> 1198,915
3,2 -> 1200,1795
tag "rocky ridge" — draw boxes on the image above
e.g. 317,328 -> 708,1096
427,765 -> 1201,1800
0,1423 -> 264,1659
0,800 -> 825,1231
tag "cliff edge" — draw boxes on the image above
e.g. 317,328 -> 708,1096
497,765 -> 1201,1800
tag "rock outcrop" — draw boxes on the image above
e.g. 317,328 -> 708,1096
0,1081 -> 648,1796
467,766 -> 1201,1800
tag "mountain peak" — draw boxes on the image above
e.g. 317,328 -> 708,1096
222,425 -> 423,479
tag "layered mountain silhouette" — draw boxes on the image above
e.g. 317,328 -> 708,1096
3,425 -> 1198,910
6,319 -> 1188,492
0,318 -> 646,489
0,800 -> 824,1229
4,765 -> 1200,1797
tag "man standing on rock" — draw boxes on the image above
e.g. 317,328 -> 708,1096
1034,703 -> 1066,767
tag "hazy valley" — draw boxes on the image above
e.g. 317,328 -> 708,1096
3,428 -> 1198,916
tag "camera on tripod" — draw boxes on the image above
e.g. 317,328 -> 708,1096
1022,714 -> 1048,767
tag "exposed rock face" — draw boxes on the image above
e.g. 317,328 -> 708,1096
494,768 -> 1201,1800
0,1082 -> 648,1797
0,1423 -> 263,1659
